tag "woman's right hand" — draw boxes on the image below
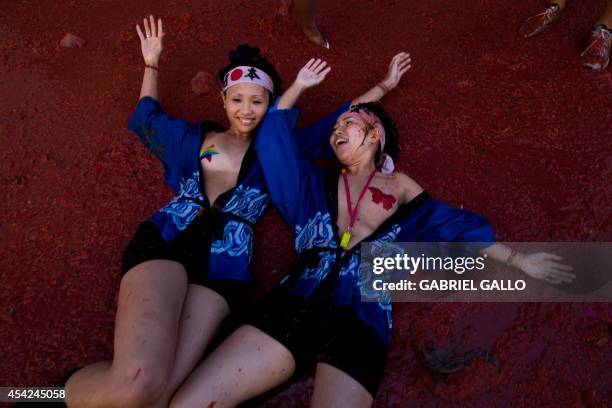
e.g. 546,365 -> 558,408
294,58 -> 331,90
277,59 -> 331,110
136,15 -> 164,66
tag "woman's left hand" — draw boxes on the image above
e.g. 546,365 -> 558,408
295,58 -> 332,89
517,252 -> 575,284
381,52 -> 412,90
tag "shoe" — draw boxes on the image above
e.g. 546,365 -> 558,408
581,25 -> 611,71
519,4 -> 563,38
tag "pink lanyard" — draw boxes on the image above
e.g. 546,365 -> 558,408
340,169 -> 377,248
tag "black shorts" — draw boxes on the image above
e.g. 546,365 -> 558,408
246,289 -> 387,396
121,221 -> 251,312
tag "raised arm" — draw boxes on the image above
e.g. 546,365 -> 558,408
255,106 -> 313,226
275,58 -> 346,161
136,15 -> 164,100
277,58 -> 332,109
255,60 -> 333,225
128,17 -> 194,188
351,52 -> 412,105
293,53 -> 412,161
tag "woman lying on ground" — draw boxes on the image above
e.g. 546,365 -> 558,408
168,55 -> 574,408
64,15 -> 349,407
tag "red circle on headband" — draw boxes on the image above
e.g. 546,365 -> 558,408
230,69 -> 243,81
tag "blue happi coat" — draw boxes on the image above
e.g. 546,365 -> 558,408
127,96 -> 350,281
255,104 -> 496,345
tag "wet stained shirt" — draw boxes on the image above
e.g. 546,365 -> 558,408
127,96 -> 350,281
256,105 -> 496,345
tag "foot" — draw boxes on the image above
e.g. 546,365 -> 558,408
581,25 -> 611,71
519,4 -> 563,38
302,24 -> 330,49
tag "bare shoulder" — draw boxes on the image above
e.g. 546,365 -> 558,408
201,130 -> 225,147
390,172 -> 424,204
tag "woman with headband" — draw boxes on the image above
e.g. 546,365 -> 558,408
169,57 -> 574,406
168,53 -> 410,406
64,16 -> 350,407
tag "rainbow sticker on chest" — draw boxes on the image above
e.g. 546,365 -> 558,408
200,144 -> 220,162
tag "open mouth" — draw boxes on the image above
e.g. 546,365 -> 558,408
335,138 -> 348,146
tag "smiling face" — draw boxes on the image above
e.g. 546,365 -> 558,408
330,112 -> 381,166
222,82 -> 270,137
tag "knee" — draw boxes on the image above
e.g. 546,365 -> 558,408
169,392 -> 214,408
168,396 -> 189,408
169,386 -> 232,408
109,361 -> 169,407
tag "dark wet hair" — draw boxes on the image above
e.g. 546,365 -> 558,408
350,102 -> 401,168
217,44 -> 282,98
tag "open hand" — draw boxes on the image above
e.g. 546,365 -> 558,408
295,58 -> 331,89
518,252 -> 575,284
136,15 -> 164,66
381,52 -> 412,90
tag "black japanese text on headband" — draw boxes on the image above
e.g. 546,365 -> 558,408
222,66 -> 274,94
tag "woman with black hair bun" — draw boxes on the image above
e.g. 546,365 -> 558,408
218,44 -> 283,98
64,16 -> 349,407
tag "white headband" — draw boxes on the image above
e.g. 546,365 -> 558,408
222,66 -> 274,94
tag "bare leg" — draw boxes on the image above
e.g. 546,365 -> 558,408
596,0 -> 612,27
170,325 -> 295,408
293,0 -> 330,49
66,260 -> 187,407
154,285 -> 230,407
311,363 -> 374,408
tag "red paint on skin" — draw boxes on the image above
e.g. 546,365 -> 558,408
369,187 -> 397,210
